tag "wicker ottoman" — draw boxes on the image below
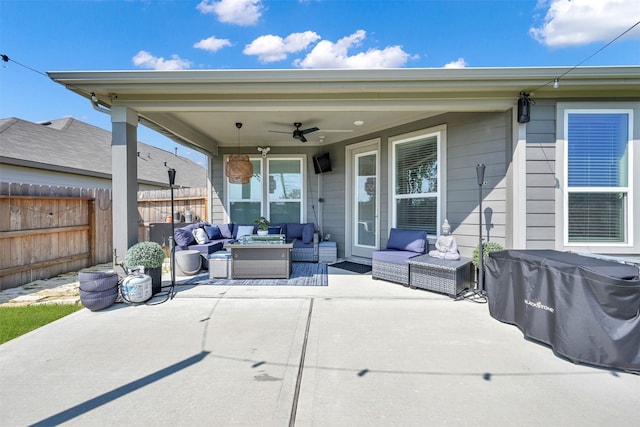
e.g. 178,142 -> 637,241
408,255 -> 472,297
208,250 -> 231,279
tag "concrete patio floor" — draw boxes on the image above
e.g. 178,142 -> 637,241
1,266 -> 639,426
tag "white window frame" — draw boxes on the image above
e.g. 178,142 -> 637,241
266,156 -> 306,223
556,103 -> 637,253
389,125 -> 446,235
224,154 -> 306,223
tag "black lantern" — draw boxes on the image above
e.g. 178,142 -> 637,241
517,92 -> 531,123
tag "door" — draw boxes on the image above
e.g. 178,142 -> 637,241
347,141 -> 380,259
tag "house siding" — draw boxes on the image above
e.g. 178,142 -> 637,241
445,112 -> 509,258
525,100 -> 557,249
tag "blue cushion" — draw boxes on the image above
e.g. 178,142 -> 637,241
386,228 -> 427,253
174,228 -> 195,247
287,223 -> 304,239
302,223 -> 314,244
218,223 -> 234,239
372,249 -> 421,264
204,225 -> 222,240
270,223 -> 287,235
268,226 -> 282,235
236,225 -> 255,238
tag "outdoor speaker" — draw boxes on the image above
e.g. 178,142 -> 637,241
313,153 -> 332,174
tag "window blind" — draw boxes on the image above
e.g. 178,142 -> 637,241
394,135 -> 439,234
566,112 -> 629,243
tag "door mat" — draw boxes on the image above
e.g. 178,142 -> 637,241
180,263 -> 328,286
330,261 -> 372,274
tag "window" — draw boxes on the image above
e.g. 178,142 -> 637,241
226,156 -> 305,223
227,159 -> 262,224
267,159 -> 303,223
391,129 -> 442,235
564,110 -> 633,245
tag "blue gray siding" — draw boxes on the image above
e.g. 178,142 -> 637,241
525,100 -> 557,249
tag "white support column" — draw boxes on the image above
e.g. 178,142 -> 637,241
111,106 -> 139,265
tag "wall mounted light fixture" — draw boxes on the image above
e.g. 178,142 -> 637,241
257,146 -> 271,158
517,92 -> 532,124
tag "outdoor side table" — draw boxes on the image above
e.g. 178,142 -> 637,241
175,249 -> 202,276
319,241 -> 337,264
408,255 -> 473,297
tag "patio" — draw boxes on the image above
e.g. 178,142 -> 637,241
1,266 -> 639,426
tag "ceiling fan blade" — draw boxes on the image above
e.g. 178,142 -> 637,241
300,135 -> 308,143
301,127 -> 319,135
317,129 -> 353,133
268,130 -> 292,134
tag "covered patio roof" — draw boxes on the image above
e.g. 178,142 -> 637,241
48,66 -> 640,156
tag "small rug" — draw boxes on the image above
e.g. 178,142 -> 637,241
180,262 -> 328,286
330,261 -> 372,274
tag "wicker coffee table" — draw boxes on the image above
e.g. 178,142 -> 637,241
407,255 -> 473,297
224,235 -> 293,279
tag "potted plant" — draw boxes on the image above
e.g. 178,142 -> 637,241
472,241 -> 504,267
254,216 -> 270,236
124,241 -> 166,295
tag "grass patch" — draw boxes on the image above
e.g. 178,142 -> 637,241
0,304 -> 83,345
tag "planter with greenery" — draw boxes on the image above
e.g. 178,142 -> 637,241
254,216 -> 270,235
124,241 -> 166,294
472,241 -> 504,267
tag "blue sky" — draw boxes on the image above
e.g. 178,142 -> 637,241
1,0 -> 639,165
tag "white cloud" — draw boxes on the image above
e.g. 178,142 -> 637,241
530,0 -> 640,47
294,30 -> 413,69
197,0 -> 263,26
244,31 -> 321,63
444,58 -> 467,69
132,51 -> 192,70
194,36 -> 233,53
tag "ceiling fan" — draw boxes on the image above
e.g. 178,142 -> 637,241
269,122 -> 351,143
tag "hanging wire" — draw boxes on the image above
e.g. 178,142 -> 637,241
528,19 -> 640,93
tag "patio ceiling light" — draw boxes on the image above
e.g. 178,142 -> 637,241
225,122 -> 253,184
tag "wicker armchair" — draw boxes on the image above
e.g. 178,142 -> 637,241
372,228 -> 428,285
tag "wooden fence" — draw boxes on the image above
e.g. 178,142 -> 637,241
0,183 -> 207,291
137,187 -> 208,241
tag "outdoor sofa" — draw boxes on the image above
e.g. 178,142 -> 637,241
173,221 -> 319,264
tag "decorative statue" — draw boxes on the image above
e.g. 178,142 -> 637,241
429,219 -> 460,260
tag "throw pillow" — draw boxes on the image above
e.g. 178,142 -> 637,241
218,223 -> 234,239
302,223 -> 315,244
386,228 -> 427,253
174,228 -> 195,247
192,227 -> 209,244
287,223 -> 304,239
268,226 -> 282,235
205,225 -> 222,240
236,225 -> 255,238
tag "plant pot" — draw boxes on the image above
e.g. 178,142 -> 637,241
146,266 -> 162,295
257,230 -> 268,236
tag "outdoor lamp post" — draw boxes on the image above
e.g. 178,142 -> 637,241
168,168 -> 176,297
476,163 -> 485,294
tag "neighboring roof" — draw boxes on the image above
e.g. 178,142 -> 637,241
0,117 -> 206,188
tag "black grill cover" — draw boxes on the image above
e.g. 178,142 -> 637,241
485,250 -> 640,372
